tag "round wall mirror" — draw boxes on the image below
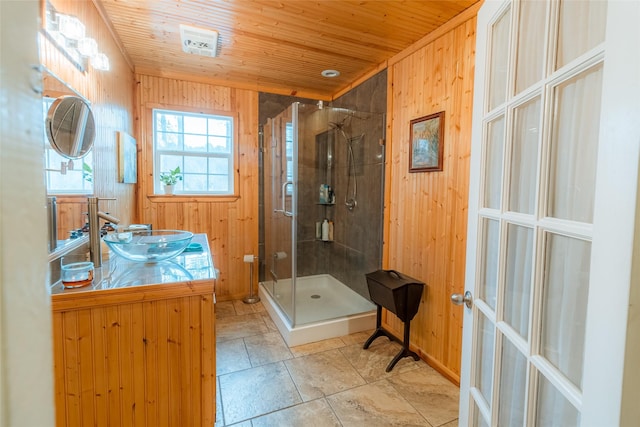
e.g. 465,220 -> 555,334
45,95 -> 95,159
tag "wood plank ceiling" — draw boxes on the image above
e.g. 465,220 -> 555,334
97,0 -> 478,99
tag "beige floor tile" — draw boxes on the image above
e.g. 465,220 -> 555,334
327,380 -> 429,426
260,312 -> 279,332
216,338 -> 251,375
285,349 -> 366,401
244,331 -> 293,366
340,330 -> 374,346
387,366 -> 460,427
232,299 -> 265,316
219,362 -> 302,425
439,420 -> 459,427
216,313 -> 270,343
339,340 -> 425,383
251,398 -> 341,427
290,337 -> 345,357
215,300 -> 237,318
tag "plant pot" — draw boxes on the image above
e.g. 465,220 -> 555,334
164,184 -> 175,195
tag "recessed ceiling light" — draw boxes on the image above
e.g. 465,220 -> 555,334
321,69 -> 340,78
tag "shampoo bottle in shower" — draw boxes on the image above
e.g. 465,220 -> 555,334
321,219 -> 329,241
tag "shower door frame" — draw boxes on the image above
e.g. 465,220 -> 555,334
264,102 -> 300,327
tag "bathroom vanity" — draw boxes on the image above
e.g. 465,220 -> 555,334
49,234 -> 216,427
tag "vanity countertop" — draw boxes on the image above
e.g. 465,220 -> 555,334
50,233 -> 216,311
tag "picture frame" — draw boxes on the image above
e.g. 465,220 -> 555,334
117,131 -> 137,183
409,111 -> 445,172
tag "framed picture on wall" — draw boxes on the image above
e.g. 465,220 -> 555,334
117,131 -> 137,183
409,111 -> 445,172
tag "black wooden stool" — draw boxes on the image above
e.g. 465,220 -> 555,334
363,269 -> 425,372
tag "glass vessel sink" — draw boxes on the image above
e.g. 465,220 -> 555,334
103,230 -> 193,263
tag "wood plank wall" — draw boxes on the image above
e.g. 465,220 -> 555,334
135,74 -> 259,301
41,0 -> 136,235
382,14 -> 477,383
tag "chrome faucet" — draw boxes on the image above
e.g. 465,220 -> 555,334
88,197 -> 120,268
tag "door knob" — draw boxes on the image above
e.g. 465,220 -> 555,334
451,291 -> 473,309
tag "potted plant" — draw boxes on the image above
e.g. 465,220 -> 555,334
159,166 -> 182,194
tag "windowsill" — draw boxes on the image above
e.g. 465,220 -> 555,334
147,194 -> 240,203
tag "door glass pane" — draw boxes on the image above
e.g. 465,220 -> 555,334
474,312 -> 495,407
509,97 -> 540,214
556,0 -> 607,69
547,64 -> 603,223
483,116 -> 505,209
472,400 -> 490,427
540,233 -> 591,389
503,224 -> 533,339
515,0 -> 546,93
479,218 -> 499,310
488,6 -> 511,111
497,338 -> 527,427
263,107 -> 296,324
536,371 -> 580,426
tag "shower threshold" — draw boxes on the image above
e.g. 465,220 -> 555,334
259,274 -> 376,347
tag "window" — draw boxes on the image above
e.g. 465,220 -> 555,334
153,108 -> 234,195
43,97 -> 94,194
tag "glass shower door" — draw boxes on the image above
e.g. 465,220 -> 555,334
263,103 -> 298,324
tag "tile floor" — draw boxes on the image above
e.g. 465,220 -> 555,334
215,299 -> 460,426
215,301 -> 458,427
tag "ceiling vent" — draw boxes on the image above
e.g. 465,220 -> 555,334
179,24 -> 219,57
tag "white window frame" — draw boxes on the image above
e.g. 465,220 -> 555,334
152,108 -> 235,195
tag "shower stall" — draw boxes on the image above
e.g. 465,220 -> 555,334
260,102 -> 385,346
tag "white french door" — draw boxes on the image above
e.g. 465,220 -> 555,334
459,0 -> 640,425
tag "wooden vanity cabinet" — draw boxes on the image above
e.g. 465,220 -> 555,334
51,281 -> 216,426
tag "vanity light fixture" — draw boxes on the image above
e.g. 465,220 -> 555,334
321,69 -> 340,78
45,2 -> 111,72
77,37 -> 98,57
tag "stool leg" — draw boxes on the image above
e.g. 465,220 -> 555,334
385,320 -> 420,372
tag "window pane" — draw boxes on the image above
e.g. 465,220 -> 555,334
504,224 -> 533,339
509,97 -> 540,214
209,157 -> 229,174
474,312 -> 495,407
536,371 -> 580,426
208,136 -> 230,153
208,117 -> 231,135
483,116 -> 505,209
556,0 -> 607,69
515,0 -> 545,93
183,174 -> 206,192
184,115 -> 207,134
497,338 -> 527,427
156,132 -> 181,150
541,233 -> 590,389
479,218 -> 499,310
159,155 -> 182,173
209,175 -> 229,192
156,112 -> 182,132
488,6 -> 511,111
184,134 -> 207,152
547,64 -> 603,223
185,156 -> 207,174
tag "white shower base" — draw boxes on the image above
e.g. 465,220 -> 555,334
259,274 -> 376,347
